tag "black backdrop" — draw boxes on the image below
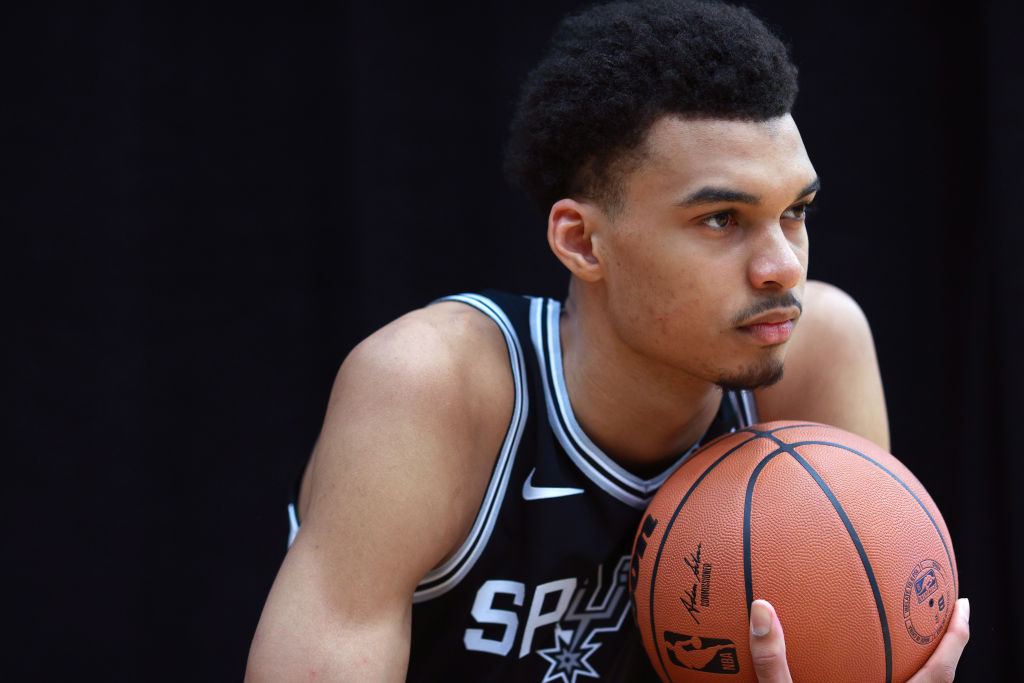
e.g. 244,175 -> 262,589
7,1 -> 1022,680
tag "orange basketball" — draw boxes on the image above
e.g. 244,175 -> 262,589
630,421 -> 957,683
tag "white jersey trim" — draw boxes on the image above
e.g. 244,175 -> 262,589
529,297 -> 753,509
413,293 -> 529,603
287,502 -> 299,547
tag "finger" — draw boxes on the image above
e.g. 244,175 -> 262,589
749,599 -> 793,683
907,597 -> 970,683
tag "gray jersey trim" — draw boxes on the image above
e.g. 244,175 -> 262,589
530,298 -> 707,509
412,293 -> 530,603
728,388 -> 759,427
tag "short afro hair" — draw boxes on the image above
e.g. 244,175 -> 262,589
504,0 -> 799,213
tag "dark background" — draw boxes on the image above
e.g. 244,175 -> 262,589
7,1 -> 1021,680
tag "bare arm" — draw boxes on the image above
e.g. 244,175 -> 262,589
755,280 -> 890,449
245,303 -> 513,682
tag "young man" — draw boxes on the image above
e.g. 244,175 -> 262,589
246,1 -> 969,680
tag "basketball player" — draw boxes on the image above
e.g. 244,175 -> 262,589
246,1 -> 970,680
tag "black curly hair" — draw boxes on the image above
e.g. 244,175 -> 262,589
505,0 -> 798,214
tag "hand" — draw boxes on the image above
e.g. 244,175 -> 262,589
748,599 -> 792,683
907,598 -> 970,683
748,597 -> 971,683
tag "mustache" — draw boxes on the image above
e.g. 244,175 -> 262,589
731,292 -> 803,326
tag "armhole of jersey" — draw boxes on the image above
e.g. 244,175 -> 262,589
287,502 -> 299,548
731,389 -> 759,426
412,293 -> 529,603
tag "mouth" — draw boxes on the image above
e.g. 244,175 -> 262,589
737,308 -> 800,346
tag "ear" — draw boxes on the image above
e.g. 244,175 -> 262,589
547,198 -> 604,282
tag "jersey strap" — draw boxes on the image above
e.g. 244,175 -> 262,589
529,296 -> 758,509
413,293 -> 531,602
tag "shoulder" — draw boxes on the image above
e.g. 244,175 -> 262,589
799,280 -> 871,339
352,299 -> 511,378
790,281 -> 878,377
755,280 -> 890,449
246,299 -> 517,680
299,298 -> 516,563
325,299 -> 514,440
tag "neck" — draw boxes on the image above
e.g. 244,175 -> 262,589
559,282 -> 724,476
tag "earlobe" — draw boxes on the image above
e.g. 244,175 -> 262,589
547,199 -> 603,282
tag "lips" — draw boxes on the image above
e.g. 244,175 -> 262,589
741,320 -> 794,345
738,309 -> 800,345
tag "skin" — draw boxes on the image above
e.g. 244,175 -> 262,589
549,115 -> 819,473
245,114 -> 968,681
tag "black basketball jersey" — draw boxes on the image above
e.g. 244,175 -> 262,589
288,291 -> 758,682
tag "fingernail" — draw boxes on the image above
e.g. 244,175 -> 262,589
750,599 -> 771,637
958,598 -> 970,624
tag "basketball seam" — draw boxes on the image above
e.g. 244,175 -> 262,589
763,435 -> 894,683
784,439 -> 958,602
646,427 -> 766,682
742,447 -> 785,617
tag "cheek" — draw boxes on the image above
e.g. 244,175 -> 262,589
610,243 -> 691,301
613,254 -> 714,336
599,225 -> 740,338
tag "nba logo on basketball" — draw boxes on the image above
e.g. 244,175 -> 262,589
663,632 -> 739,674
903,559 -> 951,646
913,568 -> 938,604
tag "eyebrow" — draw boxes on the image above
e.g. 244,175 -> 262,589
677,176 -> 821,208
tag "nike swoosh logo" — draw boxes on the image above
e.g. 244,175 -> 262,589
522,468 -> 584,501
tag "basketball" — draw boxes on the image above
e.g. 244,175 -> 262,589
630,421 -> 957,683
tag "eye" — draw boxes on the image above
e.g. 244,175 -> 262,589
701,211 -> 736,231
782,203 -> 812,221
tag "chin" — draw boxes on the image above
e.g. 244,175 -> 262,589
715,359 -> 785,392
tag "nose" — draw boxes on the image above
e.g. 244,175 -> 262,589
747,223 -> 806,291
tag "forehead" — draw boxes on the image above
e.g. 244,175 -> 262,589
625,114 -> 816,201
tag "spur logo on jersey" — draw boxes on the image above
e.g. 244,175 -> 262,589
463,556 -> 633,682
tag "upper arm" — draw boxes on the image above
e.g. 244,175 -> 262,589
246,303 -> 513,682
755,280 -> 890,450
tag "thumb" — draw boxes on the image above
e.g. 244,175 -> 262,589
749,599 -> 793,683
